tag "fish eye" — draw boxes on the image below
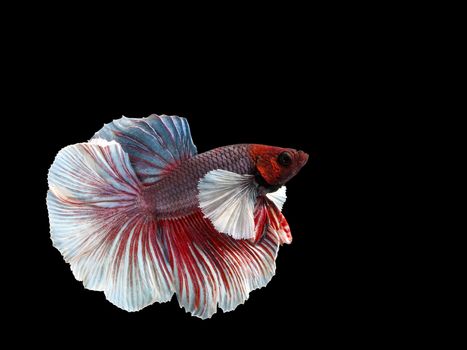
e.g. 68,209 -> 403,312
278,152 -> 292,167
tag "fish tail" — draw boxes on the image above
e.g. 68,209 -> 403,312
47,115 -> 197,312
47,138 -> 174,311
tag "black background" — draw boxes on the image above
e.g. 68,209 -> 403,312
11,9 -> 395,347
24,82 -> 363,344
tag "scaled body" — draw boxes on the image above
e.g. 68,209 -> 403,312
151,144 -> 254,218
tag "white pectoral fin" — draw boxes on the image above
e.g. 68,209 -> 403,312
198,169 -> 258,240
266,186 -> 287,211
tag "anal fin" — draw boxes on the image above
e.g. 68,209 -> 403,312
159,210 -> 279,319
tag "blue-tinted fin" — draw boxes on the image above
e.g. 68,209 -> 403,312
47,139 -> 175,311
92,114 -> 197,185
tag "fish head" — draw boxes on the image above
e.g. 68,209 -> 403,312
250,144 -> 309,187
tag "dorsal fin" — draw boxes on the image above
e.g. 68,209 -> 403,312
92,114 -> 197,185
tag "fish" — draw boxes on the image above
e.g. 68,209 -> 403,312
46,114 -> 308,319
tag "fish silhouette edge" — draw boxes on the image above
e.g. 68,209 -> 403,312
47,114 -> 301,319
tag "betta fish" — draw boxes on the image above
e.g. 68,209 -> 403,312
46,114 -> 308,319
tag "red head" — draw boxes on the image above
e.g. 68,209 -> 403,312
249,144 -> 309,187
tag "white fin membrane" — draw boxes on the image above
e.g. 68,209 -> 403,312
197,169 -> 258,240
266,186 -> 287,211
47,140 -> 174,311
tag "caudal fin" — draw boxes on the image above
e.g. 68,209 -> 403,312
47,139 -> 174,311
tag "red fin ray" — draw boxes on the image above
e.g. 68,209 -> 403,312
160,210 -> 279,319
47,140 -> 174,311
254,196 -> 292,245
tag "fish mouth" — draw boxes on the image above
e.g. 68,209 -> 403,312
297,150 -> 309,167
282,150 -> 308,183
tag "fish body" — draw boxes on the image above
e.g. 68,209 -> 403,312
150,144 -> 255,217
146,144 -> 307,218
47,114 -> 308,318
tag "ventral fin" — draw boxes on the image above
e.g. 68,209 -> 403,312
254,191 -> 291,245
198,169 -> 258,240
266,186 -> 286,211
92,114 -> 197,185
